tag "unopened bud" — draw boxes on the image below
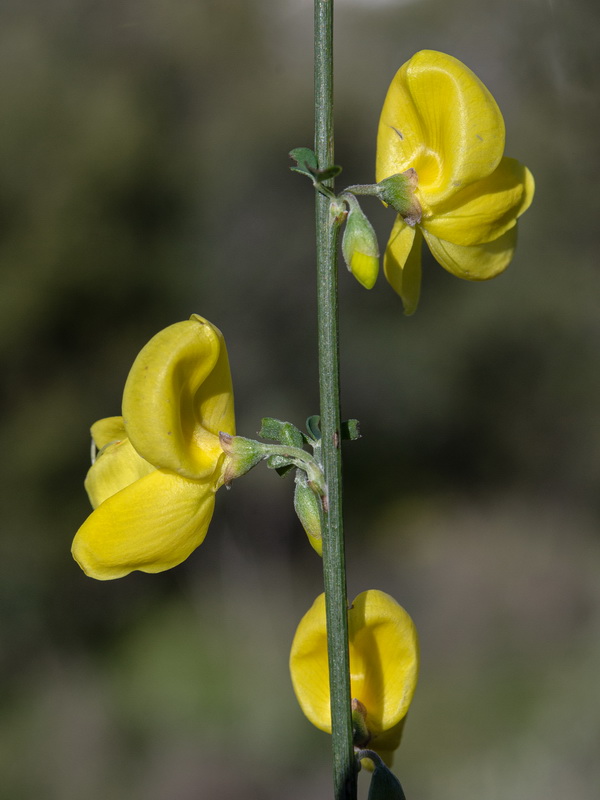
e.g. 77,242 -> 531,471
293,474 -> 323,556
364,755 -> 406,800
341,195 -> 380,290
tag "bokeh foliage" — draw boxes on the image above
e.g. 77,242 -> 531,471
1,0 -> 599,798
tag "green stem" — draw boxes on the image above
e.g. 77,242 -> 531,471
314,2 -> 357,799
342,184 -> 381,196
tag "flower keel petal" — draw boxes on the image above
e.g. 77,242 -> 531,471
73,469 -> 215,580
383,219 -> 422,315
423,158 -> 535,246
423,225 -> 518,280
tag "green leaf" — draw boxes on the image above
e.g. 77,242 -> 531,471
289,147 -> 318,179
259,418 -> 303,448
341,419 -> 361,440
266,454 -> 294,472
279,424 -> 304,449
306,415 -> 322,440
289,147 -> 318,170
259,417 -> 285,440
315,164 -> 342,181
275,464 -> 295,477
265,452 -> 295,477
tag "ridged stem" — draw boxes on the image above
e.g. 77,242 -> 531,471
314,2 -> 357,799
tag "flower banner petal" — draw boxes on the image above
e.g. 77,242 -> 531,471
189,314 -> 236,448
289,593 -> 332,733
72,469 -> 216,580
377,50 -> 505,205
383,218 -> 422,315
423,158 -> 535,246
423,225 -> 517,281
123,315 -> 235,480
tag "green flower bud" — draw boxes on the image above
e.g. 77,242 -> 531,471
293,473 -> 323,555
356,750 -> 406,800
341,195 -> 380,290
367,762 -> 406,800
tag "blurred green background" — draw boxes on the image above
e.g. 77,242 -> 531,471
1,0 -> 599,797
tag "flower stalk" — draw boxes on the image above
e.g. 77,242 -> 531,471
314,1 -> 357,798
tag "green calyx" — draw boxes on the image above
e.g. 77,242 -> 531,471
219,433 -> 267,485
375,169 -> 422,226
220,431 -> 326,496
343,168 -> 422,226
351,698 -> 371,747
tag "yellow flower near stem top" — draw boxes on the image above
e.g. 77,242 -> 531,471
376,50 -> 535,314
72,315 -> 235,580
290,590 -> 419,767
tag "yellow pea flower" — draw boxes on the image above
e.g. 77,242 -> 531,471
289,590 -> 419,767
376,49 -> 535,314
72,314 -> 235,580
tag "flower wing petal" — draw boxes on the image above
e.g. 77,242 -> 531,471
377,50 -> 505,205
383,218 -> 422,316
289,593 -> 332,733
370,718 -> 406,767
423,158 -> 535,246
90,417 -> 126,449
123,315 -> 235,480
423,224 -> 518,280
72,470 -> 215,580
85,437 -> 155,509
348,591 -> 419,733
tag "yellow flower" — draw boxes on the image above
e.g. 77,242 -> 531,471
376,49 -> 535,314
72,314 -> 235,580
289,590 -> 419,766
